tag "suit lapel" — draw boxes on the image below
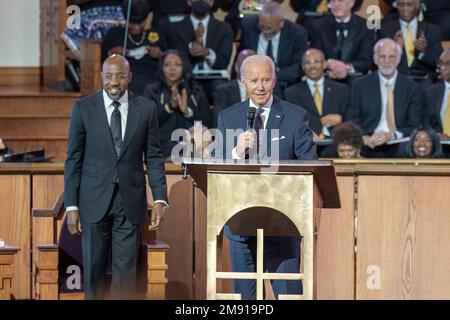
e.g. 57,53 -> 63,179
206,17 -> 216,48
437,81 -> 446,127
118,94 -> 142,159
323,79 -> 333,115
95,92 -> 117,158
394,74 -> 404,122
261,98 -> 285,159
372,73 -> 383,121
300,82 -> 319,116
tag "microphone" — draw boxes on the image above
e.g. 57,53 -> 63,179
245,107 -> 256,159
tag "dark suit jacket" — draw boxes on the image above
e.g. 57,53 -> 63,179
379,20 -> 443,77
64,91 -> 168,225
216,97 -> 317,160
164,15 -> 234,70
311,14 -> 376,74
212,79 -> 241,128
239,16 -> 308,84
426,81 -> 447,133
348,72 -> 424,136
284,78 -> 349,135
143,82 -> 211,156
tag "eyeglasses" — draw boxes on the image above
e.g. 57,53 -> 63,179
102,73 -> 129,81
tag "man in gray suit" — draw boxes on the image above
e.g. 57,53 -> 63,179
64,55 -> 168,299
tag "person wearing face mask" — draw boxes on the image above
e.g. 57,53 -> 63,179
101,0 -> 167,95
239,1 -> 308,91
163,0 -> 234,104
143,50 -> 211,158
347,38 -> 424,158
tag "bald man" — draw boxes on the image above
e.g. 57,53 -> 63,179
64,55 -> 168,299
380,0 -> 443,86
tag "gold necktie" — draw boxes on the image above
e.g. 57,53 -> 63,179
316,0 -> 329,14
386,83 -> 396,132
404,23 -> 415,67
442,92 -> 450,135
313,82 -> 323,115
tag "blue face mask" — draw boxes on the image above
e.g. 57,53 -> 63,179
191,1 -> 210,19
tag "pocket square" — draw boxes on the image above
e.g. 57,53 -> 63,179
271,136 -> 286,142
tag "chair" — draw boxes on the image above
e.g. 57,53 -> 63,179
32,192 -> 168,300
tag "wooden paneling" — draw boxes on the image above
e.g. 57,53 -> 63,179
0,68 -> 41,87
0,175 -> 30,299
356,175 -> 450,299
80,39 -> 102,96
145,174 -> 195,299
316,176 -> 355,299
194,186 -> 207,300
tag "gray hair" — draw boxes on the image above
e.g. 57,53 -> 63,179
260,1 -> 285,20
240,54 -> 276,80
373,38 -> 402,62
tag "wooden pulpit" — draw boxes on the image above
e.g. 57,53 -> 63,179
185,159 -> 340,300
0,246 -> 20,300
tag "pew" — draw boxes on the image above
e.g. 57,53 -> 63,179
32,192 -> 168,300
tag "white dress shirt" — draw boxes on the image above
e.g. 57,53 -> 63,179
257,32 -> 281,64
374,71 -> 403,139
306,77 -> 330,137
190,14 -> 217,71
335,15 -> 351,38
66,90 -> 168,211
439,81 -> 450,121
400,17 -> 425,60
232,95 -> 273,159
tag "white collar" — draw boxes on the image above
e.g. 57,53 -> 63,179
400,17 -> 418,28
378,71 -> 398,87
190,14 -> 210,27
103,90 -> 129,108
263,31 -> 281,42
335,14 -> 351,24
249,95 -> 273,110
446,81 -> 450,91
306,77 -> 325,88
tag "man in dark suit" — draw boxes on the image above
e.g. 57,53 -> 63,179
348,38 -> 424,157
383,0 -> 450,40
163,0 -> 234,103
216,55 -> 317,299
212,49 -> 256,128
239,1 -> 308,90
284,49 -> 349,139
310,0 -> 376,81
64,55 -> 168,299
379,0 -> 443,87
426,49 -> 450,138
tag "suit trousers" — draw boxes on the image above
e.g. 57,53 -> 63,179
228,235 -> 302,300
81,184 -> 141,300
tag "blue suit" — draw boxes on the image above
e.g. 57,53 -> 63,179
216,97 -> 317,299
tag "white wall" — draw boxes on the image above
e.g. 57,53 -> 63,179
0,0 -> 40,67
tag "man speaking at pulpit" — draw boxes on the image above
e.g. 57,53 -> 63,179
216,54 -> 317,299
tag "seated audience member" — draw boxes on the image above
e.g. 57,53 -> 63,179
143,50 -> 210,159
102,0 -> 166,95
212,49 -> 256,127
403,125 -> 443,158
284,48 -> 349,140
331,121 -> 363,159
240,2 -> 308,90
163,0 -> 234,104
379,0 -> 443,87
383,0 -> 450,40
310,0 -> 376,81
348,38 -> 424,158
219,0 -> 285,38
290,0 -> 363,41
426,49 -> 450,139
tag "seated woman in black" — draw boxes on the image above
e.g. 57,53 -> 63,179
143,49 -> 211,159
101,0 -> 166,95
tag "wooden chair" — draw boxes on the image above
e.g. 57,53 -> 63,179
32,192 -> 168,300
